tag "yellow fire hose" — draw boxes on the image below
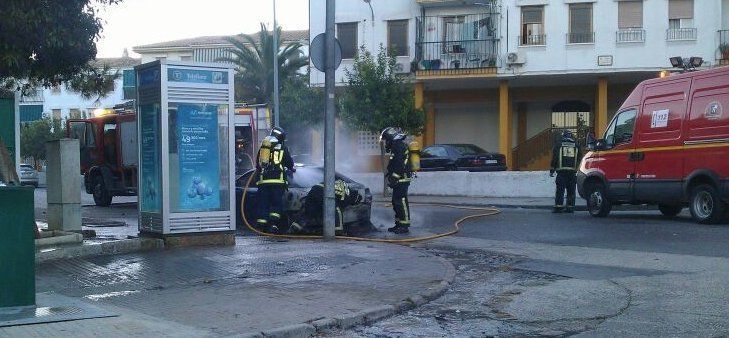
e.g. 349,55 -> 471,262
240,172 -> 501,244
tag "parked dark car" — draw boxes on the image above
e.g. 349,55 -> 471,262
235,166 -> 372,231
420,144 -> 507,172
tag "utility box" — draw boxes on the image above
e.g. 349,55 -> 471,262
0,186 -> 35,307
46,138 -> 82,231
135,60 -> 236,237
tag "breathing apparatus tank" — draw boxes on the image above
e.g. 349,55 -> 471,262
258,136 -> 276,166
408,141 -> 421,172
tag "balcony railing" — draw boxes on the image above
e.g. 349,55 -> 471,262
719,30 -> 729,65
666,28 -> 697,41
415,12 -> 500,76
616,29 -> 645,43
519,34 -> 546,46
566,32 -> 594,44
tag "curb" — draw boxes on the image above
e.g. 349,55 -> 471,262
236,249 -> 457,338
35,237 -> 164,264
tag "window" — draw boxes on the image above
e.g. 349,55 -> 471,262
568,3 -> 593,43
52,109 -> 62,120
604,109 -> 637,147
122,69 -> 136,100
424,146 -> 448,158
337,22 -> 358,59
521,6 -> 545,45
387,20 -> 409,57
69,108 -> 81,119
669,0 -> 693,27
618,1 -> 643,29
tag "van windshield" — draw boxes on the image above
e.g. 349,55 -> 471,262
604,109 -> 637,147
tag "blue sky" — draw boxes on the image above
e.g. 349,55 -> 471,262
95,0 -> 310,58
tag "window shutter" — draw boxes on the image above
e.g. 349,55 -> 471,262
522,6 -> 543,24
669,0 -> 693,19
336,23 -> 358,59
618,1 -> 643,29
569,4 -> 592,34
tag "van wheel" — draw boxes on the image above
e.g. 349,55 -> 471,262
658,204 -> 682,217
587,183 -> 611,217
689,184 -> 725,224
92,175 -> 113,207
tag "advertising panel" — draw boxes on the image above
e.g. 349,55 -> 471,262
140,103 -> 161,212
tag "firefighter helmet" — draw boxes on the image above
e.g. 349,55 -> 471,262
270,126 -> 286,142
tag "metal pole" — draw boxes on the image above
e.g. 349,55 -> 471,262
323,0 -> 336,239
272,0 -> 280,127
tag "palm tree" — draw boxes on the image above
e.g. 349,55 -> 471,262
218,24 -> 308,104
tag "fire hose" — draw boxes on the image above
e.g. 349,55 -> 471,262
240,171 -> 501,243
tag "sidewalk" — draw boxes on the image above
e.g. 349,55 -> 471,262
3,237 -> 455,337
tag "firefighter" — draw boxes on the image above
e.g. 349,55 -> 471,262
255,127 -> 295,233
297,179 -> 362,235
550,130 -> 580,213
380,127 -> 413,234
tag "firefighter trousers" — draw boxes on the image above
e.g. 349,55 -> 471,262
555,171 -> 577,209
257,184 -> 286,228
391,182 -> 411,227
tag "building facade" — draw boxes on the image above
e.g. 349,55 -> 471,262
310,0 -> 729,170
19,56 -> 140,122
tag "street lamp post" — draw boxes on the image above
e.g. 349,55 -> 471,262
272,0 -> 280,127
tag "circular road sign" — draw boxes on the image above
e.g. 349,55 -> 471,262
310,33 -> 342,72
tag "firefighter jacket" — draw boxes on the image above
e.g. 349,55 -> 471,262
257,143 -> 294,185
551,139 -> 580,173
386,139 -> 412,186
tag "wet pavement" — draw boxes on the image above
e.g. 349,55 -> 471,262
2,237 -> 453,337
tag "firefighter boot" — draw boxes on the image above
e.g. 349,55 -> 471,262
552,206 -> 564,213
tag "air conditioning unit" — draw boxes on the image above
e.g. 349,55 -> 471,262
505,52 -> 526,66
394,62 -> 408,73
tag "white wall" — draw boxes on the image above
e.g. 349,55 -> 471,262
42,77 -> 126,120
723,0 -> 729,29
309,0 -> 420,85
309,0 -> 726,86
139,51 -> 193,64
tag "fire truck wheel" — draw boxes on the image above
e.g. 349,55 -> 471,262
658,204 -> 683,217
689,184 -> 724,224
92,175 -> 113,207
586,182 -> 611,218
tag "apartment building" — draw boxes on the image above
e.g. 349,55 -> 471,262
310,0 -> 729,170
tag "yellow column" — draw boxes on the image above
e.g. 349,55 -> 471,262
425,103 -> 436,146
596,77 -> 608,137
499,80 -> 513,169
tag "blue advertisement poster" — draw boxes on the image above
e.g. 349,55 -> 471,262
176,104 -> 221,211
140,103 -> 161,212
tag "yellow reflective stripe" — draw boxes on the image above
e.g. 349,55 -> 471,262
257,219 -> 268,224
402,198 -> 409,222
598,141 -> 729,155
398,178 -> 411,183
258,179 -> 285,184
336,208 -> 343,231
269,213 -> 281,219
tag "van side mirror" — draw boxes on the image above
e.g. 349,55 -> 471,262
593,139 -> 607,151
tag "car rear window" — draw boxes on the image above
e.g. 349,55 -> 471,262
20,165 -> 34,170
451,145 -> 487,155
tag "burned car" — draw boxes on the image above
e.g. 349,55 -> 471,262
235,166 -> 373,233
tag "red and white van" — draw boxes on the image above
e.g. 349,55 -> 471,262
577,66 -> 729,224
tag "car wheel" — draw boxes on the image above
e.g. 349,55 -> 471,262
92,175 -> 113,207
587,183 -> 611,217
689,184 -> 725,224
658,204 -> 682,217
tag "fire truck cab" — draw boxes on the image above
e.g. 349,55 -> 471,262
67,110 -> 137,206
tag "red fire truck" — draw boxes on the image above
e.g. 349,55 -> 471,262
67,105 -> 259,206
67,109 -> 138,206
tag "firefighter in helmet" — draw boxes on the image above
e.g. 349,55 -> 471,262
296,179 -> 362,235
550,130 -> 581,213
380,127 -> 419,234
255,126 -> 295,233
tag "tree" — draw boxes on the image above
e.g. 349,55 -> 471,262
339,46 -> 425,136
20,118 -> 66,167
0,0 -> 120,183
66,64 -> 121,103
0,0 -> 121,92
279,75 -> 324,130
217,24 -> 308,104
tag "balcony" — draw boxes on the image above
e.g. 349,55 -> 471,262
566,32 -> 594,44
415,12 -> 500,79
616,29 -> 645,43
719,30 -> 729,66
519,34 -> 546,46
666,28 -> 697,41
